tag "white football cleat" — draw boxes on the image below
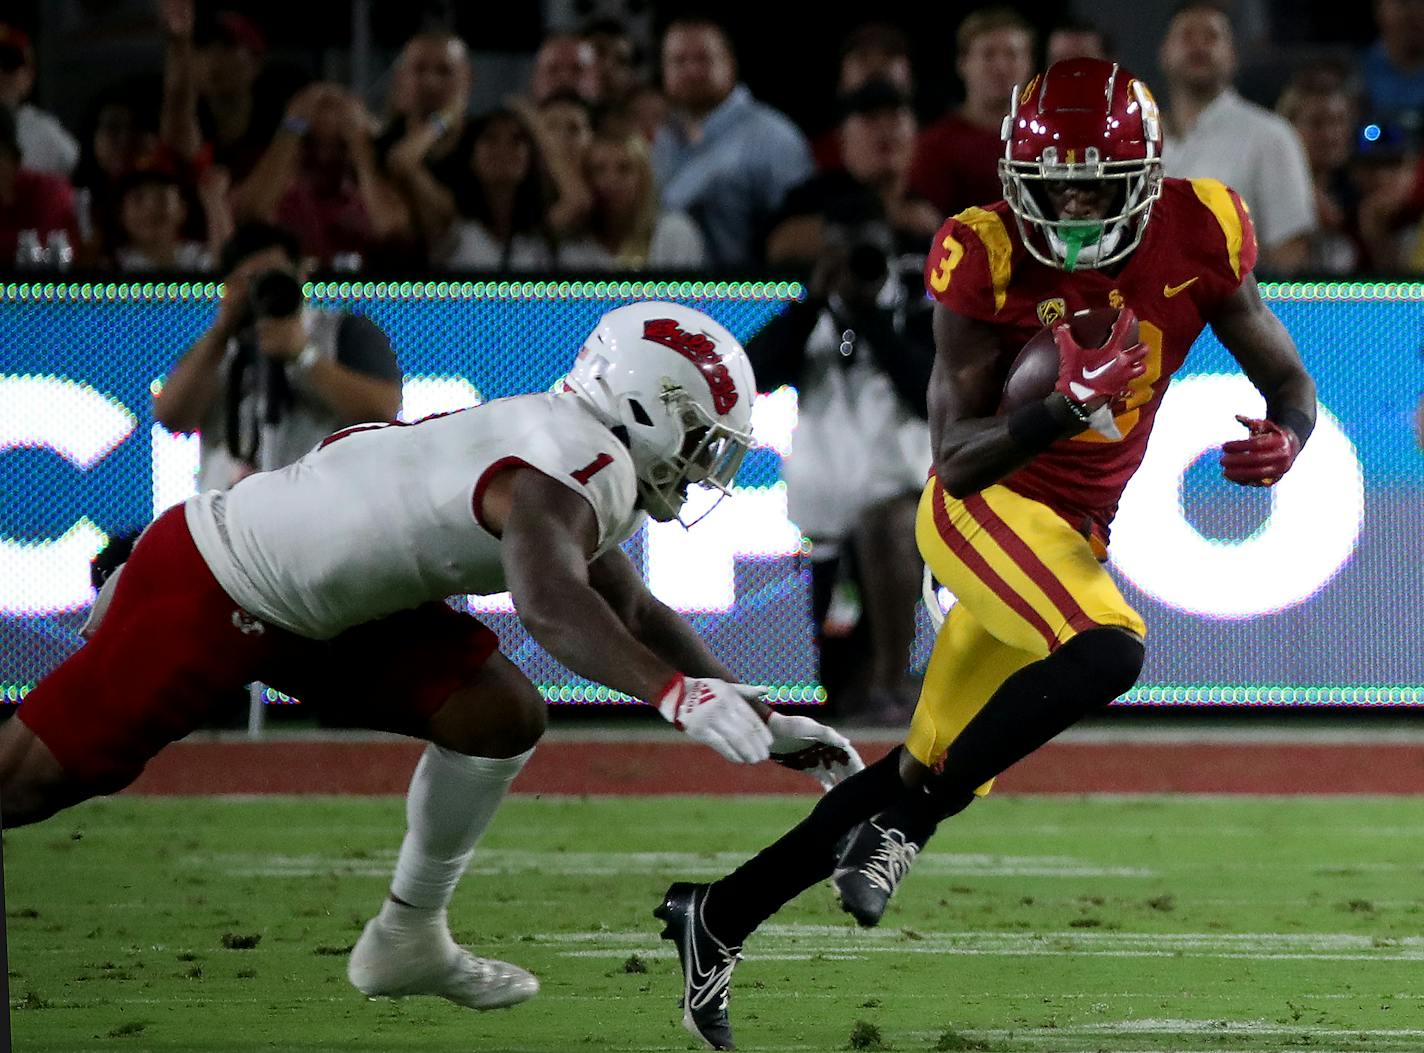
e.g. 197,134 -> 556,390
347,914 -> 539,1011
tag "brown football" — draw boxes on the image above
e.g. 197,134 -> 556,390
998,307 -> 1137,413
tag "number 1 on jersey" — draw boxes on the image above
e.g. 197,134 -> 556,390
572,452 -> 614,484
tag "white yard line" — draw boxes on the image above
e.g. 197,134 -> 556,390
191,849 -> 1155,879
536,926 -> 1424,963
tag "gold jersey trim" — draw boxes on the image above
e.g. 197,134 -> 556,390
953,206 -> 1014,312
1188,178 -> 1245,280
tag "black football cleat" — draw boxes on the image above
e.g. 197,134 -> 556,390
654,882 -> 743,1050
832,819 -> 924,927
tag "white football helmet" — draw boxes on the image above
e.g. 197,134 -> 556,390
565,302 -> 756,523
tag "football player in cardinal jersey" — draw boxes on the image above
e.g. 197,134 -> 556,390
0,301 -> 863,1013
653,58 -> 1317,1050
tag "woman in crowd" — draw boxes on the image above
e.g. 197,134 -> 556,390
442,103 -> 588,270
70,79 -> 163,264
109,164 -> 229,272
564,129 -> 704,269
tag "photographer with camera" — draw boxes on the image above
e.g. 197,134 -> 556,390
748,209 -> 934,726
153,223 -> 402,491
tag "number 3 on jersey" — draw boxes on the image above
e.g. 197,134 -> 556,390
1072,319 -> 1164,444
928,233 -> 964,293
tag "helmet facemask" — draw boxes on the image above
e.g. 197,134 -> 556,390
635,384 -> 750,525
1001,150 -> 1162,271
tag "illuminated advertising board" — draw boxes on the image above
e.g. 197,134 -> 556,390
1,279 -> 1419,706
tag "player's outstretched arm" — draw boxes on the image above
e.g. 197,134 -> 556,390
499,470 -> 683,703
588,547 -> 737,683
929,304 -> 1090,498
496,468 -> 771,763
589,546 -> 862,786
1209,275 -> 1318,486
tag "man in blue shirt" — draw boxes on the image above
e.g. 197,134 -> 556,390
1364,0 -> 1424,119
652,18 -> 813,267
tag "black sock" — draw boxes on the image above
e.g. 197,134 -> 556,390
703,747 -> 907,944
924,627 -> 1144,800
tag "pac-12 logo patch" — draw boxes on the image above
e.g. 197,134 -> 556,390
1036,297 -> 1066,327
642,318 -> 739,414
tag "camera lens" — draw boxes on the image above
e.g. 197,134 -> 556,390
847,242 -> 889,284
250,270 -> 303,319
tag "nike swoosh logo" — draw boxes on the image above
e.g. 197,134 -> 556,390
1081,359 -> 1116,380
1164,276 -> 1199,297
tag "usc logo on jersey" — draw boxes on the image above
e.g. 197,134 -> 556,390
642,318 -> 739,415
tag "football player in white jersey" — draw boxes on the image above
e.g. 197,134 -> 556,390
0,301 -> 863,1012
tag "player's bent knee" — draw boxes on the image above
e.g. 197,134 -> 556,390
495,683 -> 547,756
427,666 -> 547,760
1062,626 -> 1145,698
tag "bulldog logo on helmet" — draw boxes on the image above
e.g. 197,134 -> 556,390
642,319 -> 740,415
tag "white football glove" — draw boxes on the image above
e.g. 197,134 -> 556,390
655,674 -> 773,764
731,685 -> 865,790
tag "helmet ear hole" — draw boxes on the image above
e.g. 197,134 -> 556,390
628,399 -> 653,427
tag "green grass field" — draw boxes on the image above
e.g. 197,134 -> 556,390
7,794 -> 1424,1052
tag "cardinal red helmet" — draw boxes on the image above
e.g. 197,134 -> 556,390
999,57 -> 1164,271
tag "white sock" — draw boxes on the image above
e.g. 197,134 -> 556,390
386,744 -> 533,916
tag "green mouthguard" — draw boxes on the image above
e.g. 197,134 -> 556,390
1058,221 -> 1104,271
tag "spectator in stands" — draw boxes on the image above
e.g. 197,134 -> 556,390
909,7 -> 1034,219
531,33 -> 600,105
584,18 -> 642,109
1278,69 -> 1364,273
110,164 -> 229,272
152,222 -> 402,491
71,78 -> 163,264
767,81 -> 939,266
442,104 -> 589,270
652,17 -> 813,267
0,105 -> 78,265
190,11 -> 284,180
379,31 -> 477,250
1364,0 -> 1424,123
538,91 -> 595,169
812,23 -> 915,170
232,82 -> 410,268
0,22 -> 79,177
747,216 -> 934,724
624,82 -> 667,144
562,129 -> 705,269
1046,19 -> 1113,65
838,23 -> 915,96
1159,1 -> 1316,273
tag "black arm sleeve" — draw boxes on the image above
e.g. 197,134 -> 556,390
743,299 -> 821,391
335,312 -> 403,381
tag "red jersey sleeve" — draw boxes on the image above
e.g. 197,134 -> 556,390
924,206 -> 1017,321
1182,178 -> 1259,299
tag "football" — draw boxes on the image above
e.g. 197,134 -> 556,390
999,307 -> 1137,413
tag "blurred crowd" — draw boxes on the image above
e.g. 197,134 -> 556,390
6,0 -> 1424,279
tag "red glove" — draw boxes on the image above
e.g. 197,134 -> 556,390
1220,415 -> 1301,487
1054,308 -> 1148,408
